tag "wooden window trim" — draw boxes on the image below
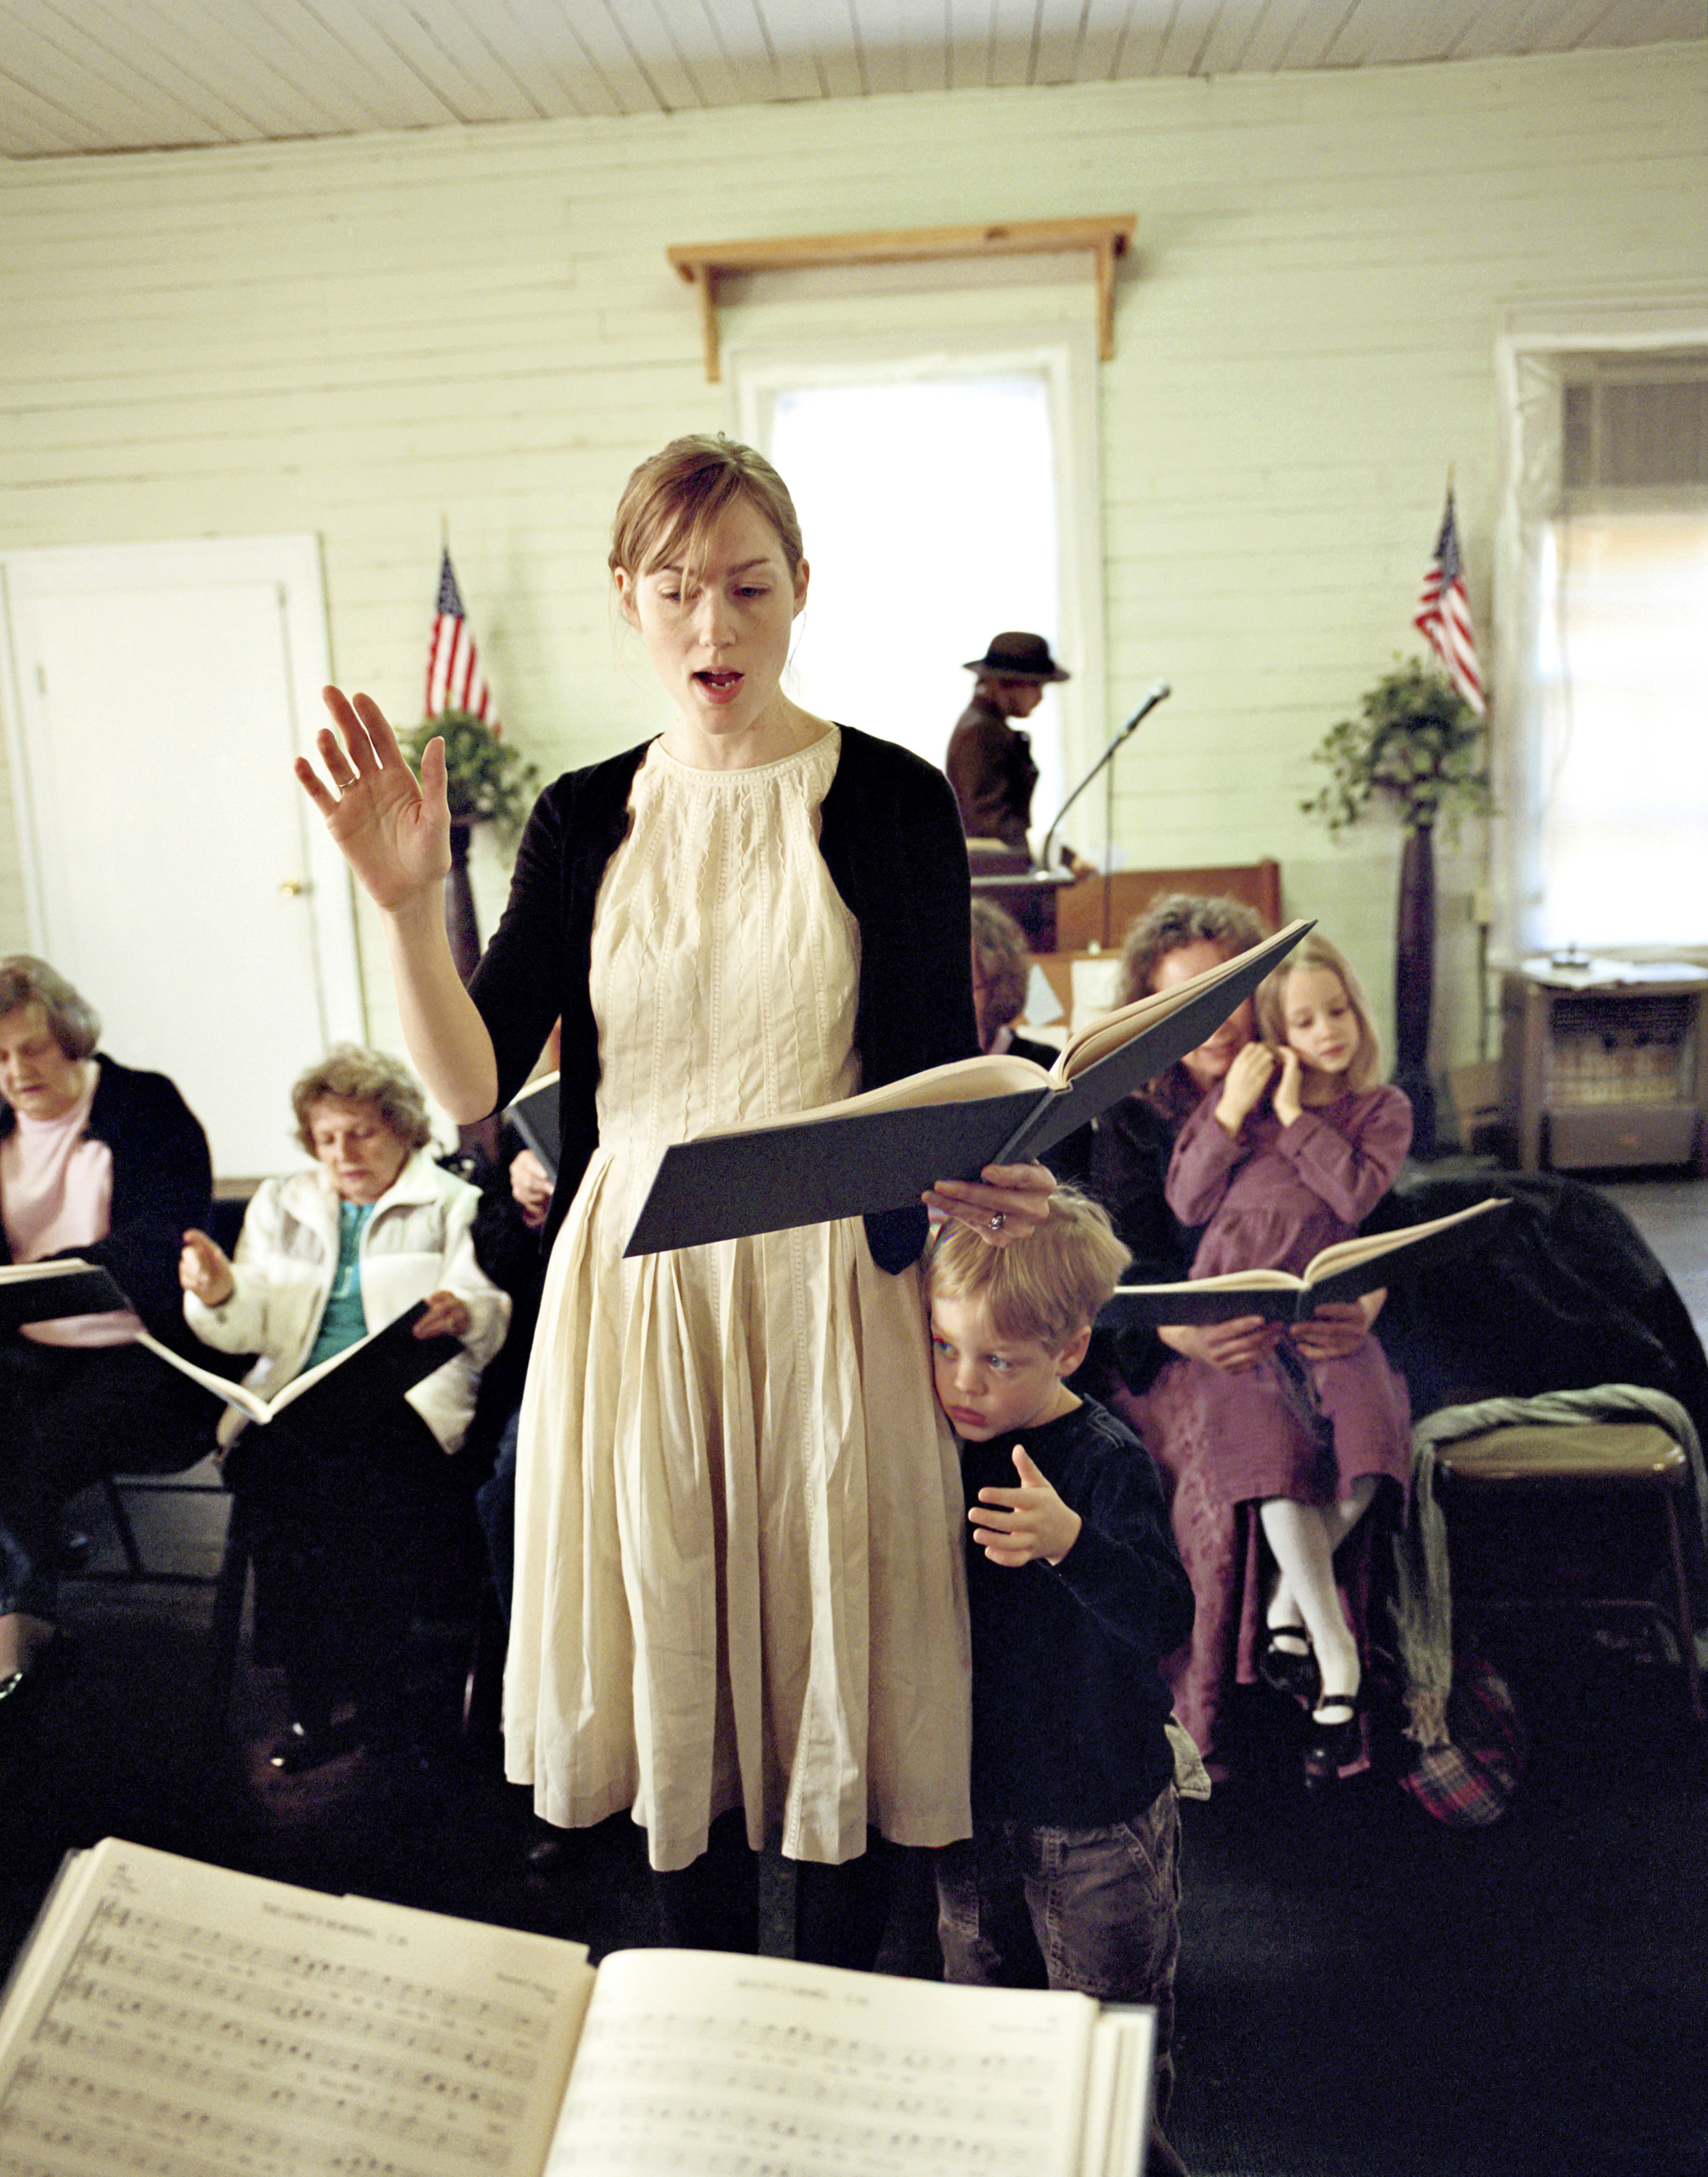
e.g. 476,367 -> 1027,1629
666,215 -> 1135,382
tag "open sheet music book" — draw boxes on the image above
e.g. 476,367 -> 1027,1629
0,1838 -> 1158,2177
1099,1197 -> 1509,1326
625,918 -> 1312,1256
0,1262 -> 460,1432
133,1302 -> 462,1430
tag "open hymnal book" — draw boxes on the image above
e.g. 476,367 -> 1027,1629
625,918 -> 1312,1255
133,1301 -> 462,1431
0,1260 -> 460,1432
1099,1197 -> 1509,1327
0,1838 -> 1157,2177
0,1255 -> 131,1335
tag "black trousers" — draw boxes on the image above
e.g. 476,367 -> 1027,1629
0,1337 -> 221,1620
230,1400 -> 447,1731
651,1810 -> 899,1969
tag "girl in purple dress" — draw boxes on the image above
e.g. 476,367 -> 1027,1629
1165,932 -> 1411,1777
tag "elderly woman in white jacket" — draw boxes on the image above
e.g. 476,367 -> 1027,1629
181,1046 -> 508,1773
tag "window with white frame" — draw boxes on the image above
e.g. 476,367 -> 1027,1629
1499,335 -> 1708,952
731,333 -> 1102,858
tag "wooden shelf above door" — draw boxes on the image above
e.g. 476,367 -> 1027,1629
665,214 -> 1135,381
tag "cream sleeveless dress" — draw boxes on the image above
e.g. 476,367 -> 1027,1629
502,730 -> 972,1872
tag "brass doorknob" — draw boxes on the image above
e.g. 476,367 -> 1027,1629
279,878 -> 305,897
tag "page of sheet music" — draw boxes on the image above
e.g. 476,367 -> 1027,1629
544,1948 -> 1094,2177
1083,2010 -> 1155,2177
0,1840 -> 594,2177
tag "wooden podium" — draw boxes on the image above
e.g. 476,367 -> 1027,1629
1056,863 -> 1282,952
969,864 -> 1077,950
972,855 -> 1282,956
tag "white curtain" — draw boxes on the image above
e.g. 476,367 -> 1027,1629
1495,311 -> 1708,956
1530,514 -> 1708,948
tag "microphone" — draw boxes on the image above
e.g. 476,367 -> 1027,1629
1039,681 -> 1171,873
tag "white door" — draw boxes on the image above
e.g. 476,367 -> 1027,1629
0,536 -> 363,1180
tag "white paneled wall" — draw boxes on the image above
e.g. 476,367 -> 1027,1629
1,44 -> 1705,1073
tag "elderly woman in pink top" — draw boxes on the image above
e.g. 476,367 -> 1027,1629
0,957 -> 218,1715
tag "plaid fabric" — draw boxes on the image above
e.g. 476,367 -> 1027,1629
1400,1649 -> 1526,1827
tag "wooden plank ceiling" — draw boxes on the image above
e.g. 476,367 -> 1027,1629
2,1 -> 1703,158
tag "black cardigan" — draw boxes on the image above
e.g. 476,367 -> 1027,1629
467,725 -> 979,1273
0,1053 -> 213,1348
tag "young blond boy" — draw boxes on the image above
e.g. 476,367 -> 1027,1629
928,1189 -> 1195,2174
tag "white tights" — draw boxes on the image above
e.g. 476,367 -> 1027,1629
1258,1478 -> 1378,1709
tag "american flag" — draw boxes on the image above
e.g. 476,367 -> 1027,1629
1414,488 -> 1485,716
425,549 -> 497,723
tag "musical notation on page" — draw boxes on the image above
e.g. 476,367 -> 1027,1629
0,1845 -> 590,2177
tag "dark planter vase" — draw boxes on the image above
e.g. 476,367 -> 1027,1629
1393,822 -> 1437,1156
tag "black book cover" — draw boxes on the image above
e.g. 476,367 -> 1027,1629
624,922 -> 1310,1255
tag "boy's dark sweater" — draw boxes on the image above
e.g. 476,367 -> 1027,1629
959,1395 -> 1195,1827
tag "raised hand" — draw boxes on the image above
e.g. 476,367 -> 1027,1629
1272,1044 -> 1304,1128
967,1445 -> 1083,1566
1215,1040 -> 1278,1137
296,687 -> 452,915
179,1228 -> 235,1308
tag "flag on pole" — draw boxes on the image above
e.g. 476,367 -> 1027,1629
1414,486 -> 1485,716
426,549 -> 497,723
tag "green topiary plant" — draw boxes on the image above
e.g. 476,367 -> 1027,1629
1301,658 -> 1491,839
400,709 -> 540,844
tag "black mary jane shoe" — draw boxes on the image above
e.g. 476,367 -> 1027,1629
269,1715 -> 363,1775
1258,1624 -> 1319,1702
1303,1690 -> 1364,1785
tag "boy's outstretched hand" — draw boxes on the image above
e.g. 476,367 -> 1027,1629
969,1446 -> 1082,1568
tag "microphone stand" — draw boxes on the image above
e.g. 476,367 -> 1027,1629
1039,684 -> 1172,940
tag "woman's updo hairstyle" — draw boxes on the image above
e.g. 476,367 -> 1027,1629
0,956 -> 101,1061
609,434 -> 805,592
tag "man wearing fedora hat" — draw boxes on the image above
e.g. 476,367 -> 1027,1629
946,632 -> 1070,859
